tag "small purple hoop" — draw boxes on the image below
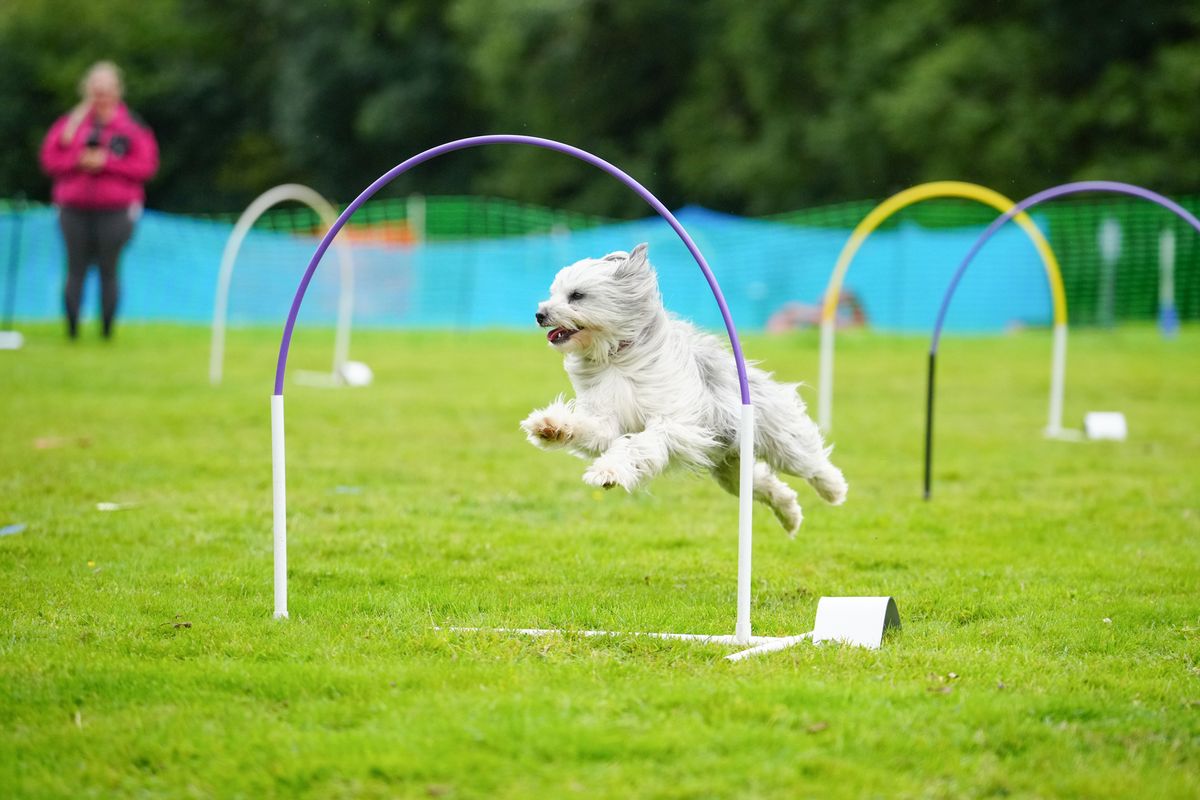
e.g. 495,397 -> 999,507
273,135 -> 751,404
924,180 -> 1200,498
931,180 -> 1200,353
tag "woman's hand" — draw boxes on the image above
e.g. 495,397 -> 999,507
60,101 -> 93,145
79,147 -> 107,173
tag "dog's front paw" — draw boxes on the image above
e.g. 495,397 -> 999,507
583,459 -> 639,492
521,408 -> 573,449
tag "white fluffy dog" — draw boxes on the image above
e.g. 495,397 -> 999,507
520,243 -> 847,536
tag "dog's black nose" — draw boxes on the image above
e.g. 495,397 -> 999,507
535,310 -> 548,326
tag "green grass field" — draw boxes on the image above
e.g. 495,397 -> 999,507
2,323 -> 1198,798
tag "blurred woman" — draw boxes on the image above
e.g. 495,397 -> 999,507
39,61 -> 158,339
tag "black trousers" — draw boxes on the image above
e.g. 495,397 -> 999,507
58,206 -> 135,337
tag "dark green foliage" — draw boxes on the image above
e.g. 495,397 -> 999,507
1,0 -> 1198,214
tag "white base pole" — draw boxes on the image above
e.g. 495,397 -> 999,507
443,627 -> 815,662
292,369 -> 342,388
1045,322 -> 1067,438
724,633 -> 815,662
817,318 -> 835,432
735,404 -> 754,645
271,394 -> 288,619
443,595 -> 899,661
331,241 -> 355,380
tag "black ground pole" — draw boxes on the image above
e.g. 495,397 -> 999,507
923,351 -> 937,500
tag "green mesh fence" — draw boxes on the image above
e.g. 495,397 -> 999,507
207,195 -> 612,242
1039,197 -> 1200,325
771,195 -> 1200,326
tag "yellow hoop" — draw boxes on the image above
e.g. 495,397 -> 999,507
820,181 -> 1066,325
816,181 -> 1069,434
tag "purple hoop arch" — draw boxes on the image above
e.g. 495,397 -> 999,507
923,180 -> 1200,499
274,135 -> 750,401
270,135 -> 760,646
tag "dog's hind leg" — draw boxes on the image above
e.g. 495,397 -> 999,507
805,460 -> 848,506
755,464 -> 804,537
760,415 -> 848,506
747,380 -> 849,506
711,457 -> 803,537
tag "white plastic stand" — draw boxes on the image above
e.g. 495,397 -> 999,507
811,596 -> 900,648
1084,411 -> 1127,441
447,596 -> 900,662
293,360 -> 373,388
339,360 -> 374,387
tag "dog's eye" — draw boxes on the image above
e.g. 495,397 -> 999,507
568,290 -> 585,303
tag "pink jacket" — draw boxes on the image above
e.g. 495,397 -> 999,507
39,103 -> 159,210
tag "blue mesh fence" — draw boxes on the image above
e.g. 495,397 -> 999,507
2,194 -> 1194,334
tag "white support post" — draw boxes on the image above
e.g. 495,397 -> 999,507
817,317 -> 835,432
331,243 -> 355,380
209,249 -> 235,384
1046,321 -> 1067,437
271,394 -> 288,619
407,193 -> 426,244
1159,228 -> 1178,337
1098,218 -> 1121,329
735,404 -> 755,645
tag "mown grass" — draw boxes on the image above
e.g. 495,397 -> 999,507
1,322 -> 1198,799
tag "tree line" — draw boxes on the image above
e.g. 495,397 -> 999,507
2,0 -> 1197,216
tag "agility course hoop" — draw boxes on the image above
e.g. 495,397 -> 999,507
270,134 -> 819,659
210,184 -> 355,385
817,181 -> 1067,434
923,180 -> 1200,499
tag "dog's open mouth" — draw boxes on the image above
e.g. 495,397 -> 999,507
547,327 -> 577,345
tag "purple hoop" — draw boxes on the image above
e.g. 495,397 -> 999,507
923,180 -> 1200,499
931,180 -> 1200,353
274,135 -> 751,404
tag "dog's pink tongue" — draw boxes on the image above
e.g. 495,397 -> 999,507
548,327 -> 569,343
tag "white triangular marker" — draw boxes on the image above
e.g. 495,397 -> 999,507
812,596 -> 901,650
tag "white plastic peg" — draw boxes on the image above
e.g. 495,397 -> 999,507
811,596 -> 901,649
1084,412 -> 1127,441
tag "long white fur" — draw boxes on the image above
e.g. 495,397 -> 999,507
521,243 -> 847,536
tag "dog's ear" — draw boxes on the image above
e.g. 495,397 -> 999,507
613,243 -> 650,278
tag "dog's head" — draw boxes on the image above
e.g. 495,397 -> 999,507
535,243 -> 661,360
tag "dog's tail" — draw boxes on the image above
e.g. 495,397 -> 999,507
807,459 -> 848,506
